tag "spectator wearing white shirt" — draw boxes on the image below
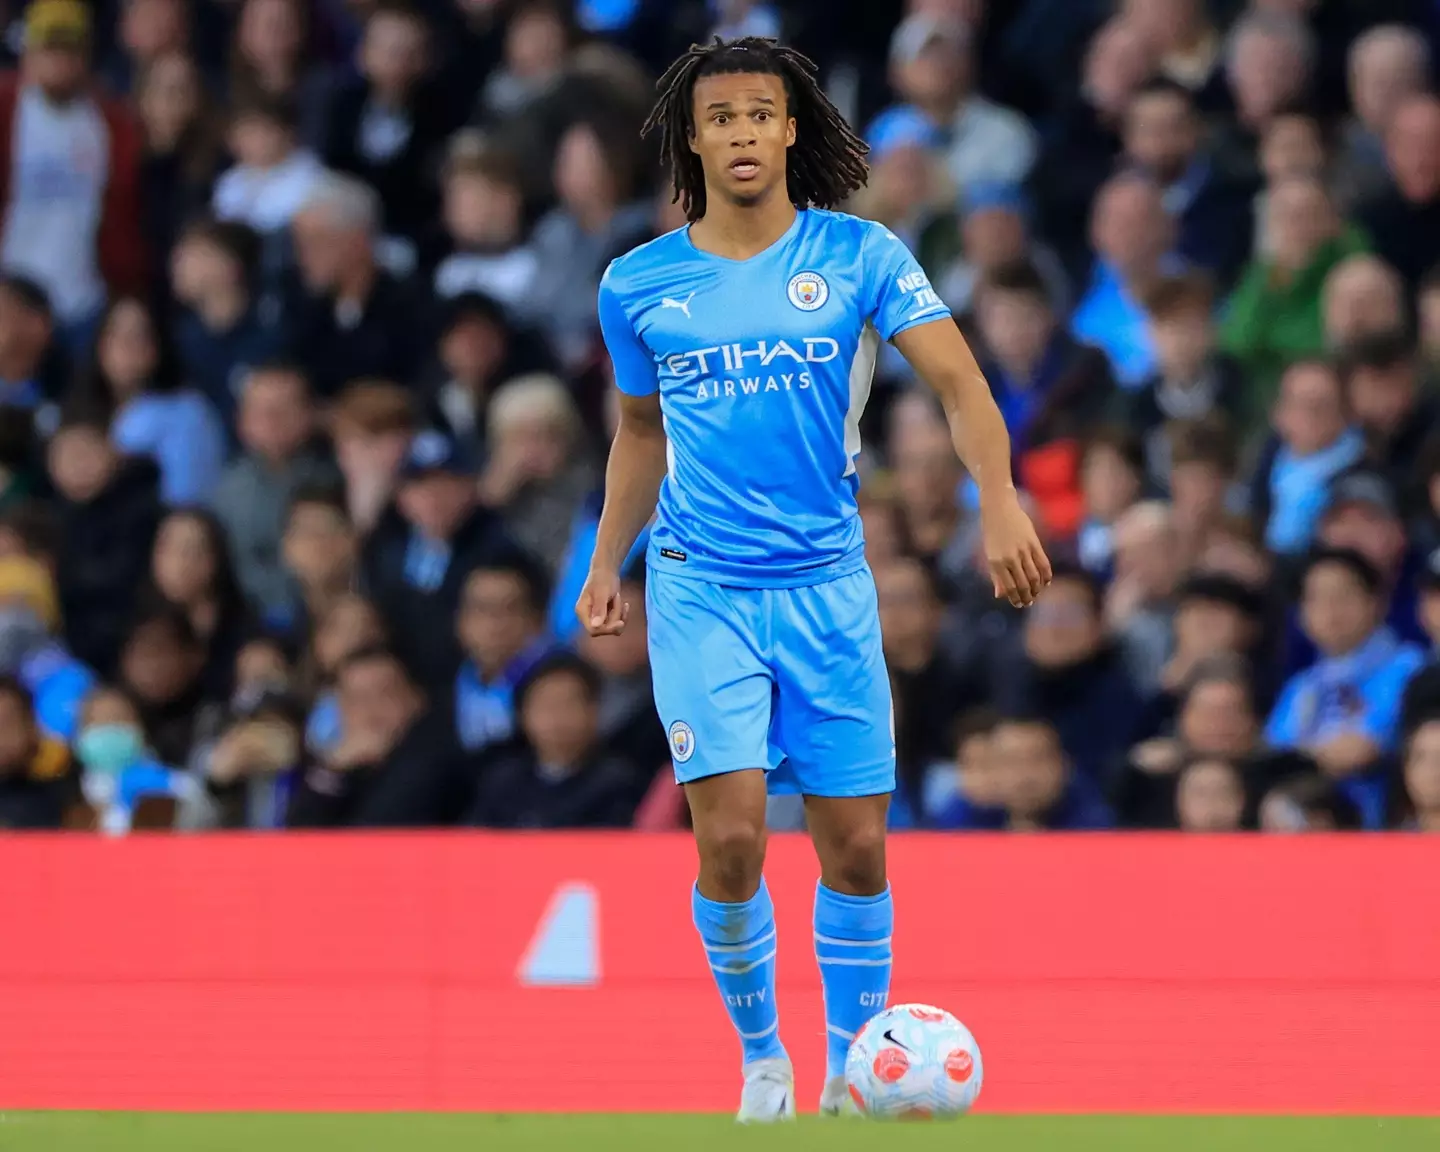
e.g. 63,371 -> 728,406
212,91 -> 326,236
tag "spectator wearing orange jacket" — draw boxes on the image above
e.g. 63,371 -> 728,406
0,0 -> 148,352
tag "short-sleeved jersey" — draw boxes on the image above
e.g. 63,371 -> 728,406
598,208 -> 950,588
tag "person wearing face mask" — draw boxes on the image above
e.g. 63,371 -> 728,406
72,684 -> 185,832
0,555 -> 95,742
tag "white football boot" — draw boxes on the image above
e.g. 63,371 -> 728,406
819,1075 -> 860,1118
735,1057 -> 797,1123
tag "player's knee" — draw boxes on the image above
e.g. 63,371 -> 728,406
819,823 -> 887,896
696,820 -> 766,900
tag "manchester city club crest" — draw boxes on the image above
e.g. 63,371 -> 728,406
787,270 -> 829,312
669,720 -> 696,763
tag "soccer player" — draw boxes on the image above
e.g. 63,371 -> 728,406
578,37 -> 1051,1120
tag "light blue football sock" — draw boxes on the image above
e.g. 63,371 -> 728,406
692,879 -> 787,1066
814,882 -> 893,1079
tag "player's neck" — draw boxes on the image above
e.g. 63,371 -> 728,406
689,189 -> 797,261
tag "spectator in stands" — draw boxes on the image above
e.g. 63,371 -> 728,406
184,664 -> 302,829
280,484 -> 357,640
108,0 -> 189,97
1106,500 -> 1182,696
1123,0 -> 1226,112
575,563 -> 667,785
143,508 -> 251,697
117,603 -> 210,767
1267,547 -> 1425,827
1322,254 -> 1406,351
318,1 -> 452,247
1174,756 -> 1246,831
288,645 -> 471,826
0,555 -> 93,741
1122,78 -> 1252,284
478,374 -> 596,573
936,714 -> 1112,831
73,682 -> 188,833
1124,273 -> 1245,489
527,115 -> 653,366
1166,417 -> 1238,570
941,184 -> 1069,327
213,364 -> 339,624
1358,94 -> 1440,289
170,219 -> 286,426
1344,330 -> 1439,491
922,706 -> 1003,828
1311,468 -> 1422,655
0,673 -> 72,828
883,11 -> 1037,191
888,393 -> 973,587
1220,177 -> 1367,415
454,556 -> 553,753
290,173 -> 426,397
0,0 -> 147,350
852,105 -> 949,260
75,295 -> 226,506
363,428 -> 521,691
1156,572 -> 1265,709
229,0 -> 322,117
1398,717 -> 1440,831
475,0 -> 573,124
48,412 -> 161,674
994,563 -> 1147,781
470,651 -> 640,827
973,259 -> 1111,538
213,90 -> 326,241
136,52 -> 224,264
1115,655 -> 1276,827
1224,10 -> 1316,149
424,293 -> 509,461
430,136 -> 539,311
329,381 -> 415,535
876,555 -> 983,789
1253,112 -> 1327,255
1072,173 -> 1176,389
1254,359 -> 1365,557
1029,17 -> 1154,273
0,274 -> 58,413
1340,26 -> 1432,210
301,592 -> 383,760
1258,772 -> 1360,831
1076,427 -> 1145,579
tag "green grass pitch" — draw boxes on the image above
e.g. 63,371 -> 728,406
2,1114 -> 1437,1151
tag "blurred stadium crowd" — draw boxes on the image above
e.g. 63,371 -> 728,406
0,0 -> 1439,835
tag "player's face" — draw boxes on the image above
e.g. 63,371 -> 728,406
689,72 -> 796,207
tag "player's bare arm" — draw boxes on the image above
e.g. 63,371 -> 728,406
892,318 -> 1053,608
576,390 -> 667,637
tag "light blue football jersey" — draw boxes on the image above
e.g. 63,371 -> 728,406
598,208 -> 950,587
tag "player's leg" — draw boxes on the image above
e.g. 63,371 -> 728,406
768,569 -> 897,1113
646,570 -> 794,1121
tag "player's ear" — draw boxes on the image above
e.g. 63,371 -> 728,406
785,117 -> 797,148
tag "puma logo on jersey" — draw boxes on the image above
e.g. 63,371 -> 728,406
661,292 -> 696,319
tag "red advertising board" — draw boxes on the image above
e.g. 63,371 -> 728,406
0,833 -> 1437,1114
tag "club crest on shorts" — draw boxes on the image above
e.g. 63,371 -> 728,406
787,270 -> 829,312
668,720 -> 696,763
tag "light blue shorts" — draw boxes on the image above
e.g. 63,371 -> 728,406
646,565 -> 895,797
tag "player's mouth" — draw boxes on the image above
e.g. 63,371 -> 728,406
728,156 -> 761,181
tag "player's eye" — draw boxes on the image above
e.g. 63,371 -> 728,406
755,111 -> 770,121
713,113 -> 729,125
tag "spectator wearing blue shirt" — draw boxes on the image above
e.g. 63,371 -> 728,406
76,296 -> 227,506
1072,172 -> 1181,389
454,555 -> 556,753
932,715 -> 1113,831
0,556 -> 94,742
1266,547 -> 1426,827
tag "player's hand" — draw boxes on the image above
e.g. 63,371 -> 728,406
576,568 -> 629,637
979,486 -> 1051,608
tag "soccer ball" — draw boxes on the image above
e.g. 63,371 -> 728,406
844,1003 -> 984,1120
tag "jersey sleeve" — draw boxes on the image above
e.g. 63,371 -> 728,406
597,265 -> 659,397
862,223 -> 952,343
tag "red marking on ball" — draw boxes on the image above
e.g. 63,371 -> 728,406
946,1048 -> 975,1083
908,1006 -> 947,1022
848,1084 -> 868,1113
873,1047 -> 910,1083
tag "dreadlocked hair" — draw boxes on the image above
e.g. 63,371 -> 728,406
642,36 -> 870,222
